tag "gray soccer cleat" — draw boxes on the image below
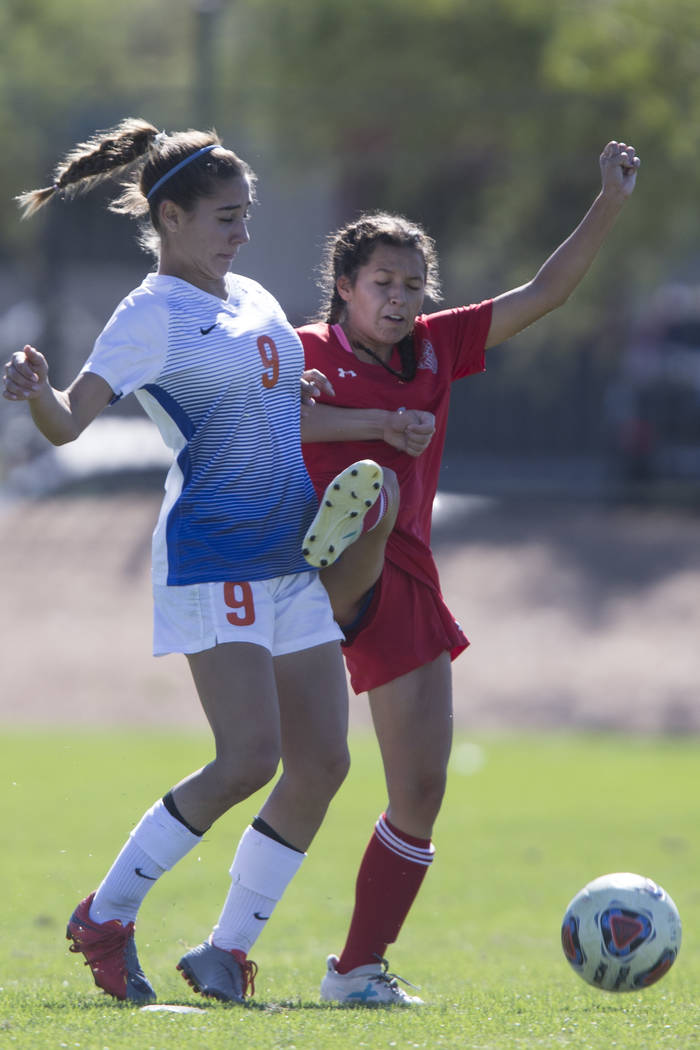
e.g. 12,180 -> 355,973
302,460 -> 384,568
177,941 -> 257,1003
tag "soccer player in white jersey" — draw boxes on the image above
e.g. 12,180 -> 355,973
3,119 -> 429,1004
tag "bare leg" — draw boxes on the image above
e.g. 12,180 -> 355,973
178,640 -> 349,980
257,640 -> 350,850
369,651 -> 453,838
172,642 -> 283,832
319,467 -> 399,625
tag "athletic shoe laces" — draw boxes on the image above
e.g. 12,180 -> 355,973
69,920 -> 133,975
371,954 -> 421,992
240,957 -> 258,998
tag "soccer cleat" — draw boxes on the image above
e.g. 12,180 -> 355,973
302,460 -> 384,568
320,953 -> 424,1005
177,941 -> 258,1003
66,893 -> 156,1004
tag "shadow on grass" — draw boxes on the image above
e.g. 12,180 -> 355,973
38,993 -> 403,1013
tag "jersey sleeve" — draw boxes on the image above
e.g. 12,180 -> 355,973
297,324 -> 329,372
81,288 -> 168,398
422,300 -> 493,381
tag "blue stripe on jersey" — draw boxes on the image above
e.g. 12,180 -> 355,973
143,383 -> 195,440
144,277 -> 317,585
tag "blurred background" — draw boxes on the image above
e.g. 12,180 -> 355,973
1,0 -> 698,730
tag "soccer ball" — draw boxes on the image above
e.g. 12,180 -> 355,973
561,872 -> 681,992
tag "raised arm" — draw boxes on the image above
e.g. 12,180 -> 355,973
485,141 -> 640,350
3,345 -> 114,445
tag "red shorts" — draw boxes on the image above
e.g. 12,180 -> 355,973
342,559 -> 469,693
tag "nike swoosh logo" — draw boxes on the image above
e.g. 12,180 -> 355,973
254,912 -> 270,921
135,867 -> 158,881
200,323 -> 217,335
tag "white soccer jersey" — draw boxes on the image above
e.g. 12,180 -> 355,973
82,272 -> 316,585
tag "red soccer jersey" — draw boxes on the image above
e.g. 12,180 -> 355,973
300,301 -> 493,588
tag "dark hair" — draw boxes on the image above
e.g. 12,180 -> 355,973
15,117 -> 256,256
316,211 -> 441,382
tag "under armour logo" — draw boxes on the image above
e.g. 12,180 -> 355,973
337,367 -> 357,378
418,339 -> 438,374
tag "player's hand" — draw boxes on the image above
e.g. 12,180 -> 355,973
384,408 -> 436,457
301,368 -> 335,417
599,141 -> 640,199
2,345 -> 49,401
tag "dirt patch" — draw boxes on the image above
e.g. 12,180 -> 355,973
2,490 -> 699,732
437,496 -> 700,733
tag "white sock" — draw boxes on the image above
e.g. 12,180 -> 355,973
212,825 -> 305,954
90,798 -> 201,925
90,841 -> 167,925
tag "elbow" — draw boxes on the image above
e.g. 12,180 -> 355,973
540,282 -> 571,313
51,432 -> 77,447
39,421 -> 82,446
548,293 -> 571,315
528,275 -> 571,317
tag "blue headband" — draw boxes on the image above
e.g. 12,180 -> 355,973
146,143 -> 218,201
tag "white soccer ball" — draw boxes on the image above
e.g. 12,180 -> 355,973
561,872 -> 681,992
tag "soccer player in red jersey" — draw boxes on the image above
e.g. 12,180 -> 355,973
299,141 -> 640,1003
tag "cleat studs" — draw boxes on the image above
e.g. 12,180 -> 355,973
320,558 -> 328,567
328,545 -> 335,553
333,483 -> 340,490
364,499 -> 373,507
351,468 -> 358,476
325,500 -> 333,507
302,547 -> 309,555
373,482 -> 380,489
350,511 -> 358,518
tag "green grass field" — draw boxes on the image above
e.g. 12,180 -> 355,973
1,730 -> 698,1049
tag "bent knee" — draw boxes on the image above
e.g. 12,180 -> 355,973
318,744 -> 351,794
214,749 -> 280,804
382,466 -> 399,500
332,745 -> 351,787
380,468 -> 400,527
291,744 -> 350,799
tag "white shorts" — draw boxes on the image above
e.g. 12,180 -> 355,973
153,571 -> 343,657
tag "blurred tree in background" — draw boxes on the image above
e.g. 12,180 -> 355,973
228,0 -> 700,287
0,0 -> 195,263
221,0 -> 700,450
2,0 -> 700,458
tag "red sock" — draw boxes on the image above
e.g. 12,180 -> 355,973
336,813 -> 434,973
361,485 -> 388,533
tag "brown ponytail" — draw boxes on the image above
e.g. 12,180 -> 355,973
16,118 -> 159,219
15,118 -> 256,258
